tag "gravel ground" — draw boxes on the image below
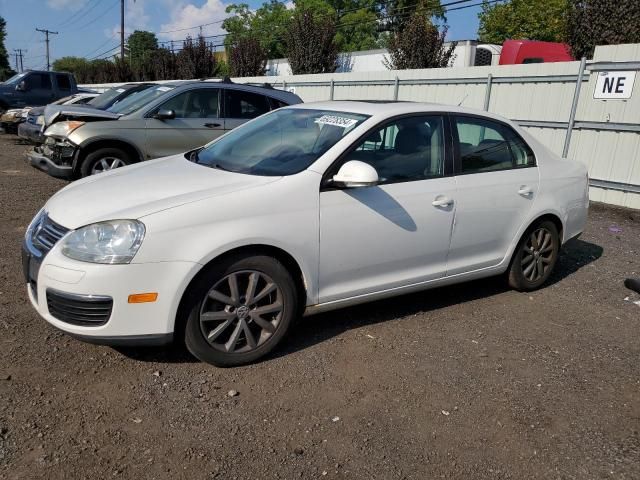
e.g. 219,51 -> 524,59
0,134 -> 639,480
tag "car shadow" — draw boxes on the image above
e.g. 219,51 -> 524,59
113,238 -> 603,365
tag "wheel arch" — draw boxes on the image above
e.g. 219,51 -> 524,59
73,138 -> 144,175
173,243 -> 309,343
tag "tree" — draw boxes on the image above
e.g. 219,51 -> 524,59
127,30 -> 158,79
176,34 -> 219,79
229,36 -> 268,77
566,0 -> 640,59
0,16 -> 15,80
478,0 -> 568,44
223,1 -> 293,59
52,56 -> 89,75
334,0 -> 381,51
384,12 -> 455,69
284,7 -> 339,74
386,0 -> 445,32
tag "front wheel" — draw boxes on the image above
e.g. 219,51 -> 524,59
508,220 -> 560,291
183,255 -> 299,367
80,147 -> 131,177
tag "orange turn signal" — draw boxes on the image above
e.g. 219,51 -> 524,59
128,292 -> 158,304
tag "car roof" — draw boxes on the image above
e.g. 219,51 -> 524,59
164,80 -> 302,103
286,101 -> 518,125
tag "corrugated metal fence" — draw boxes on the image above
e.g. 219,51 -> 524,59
81,43 -> 640,209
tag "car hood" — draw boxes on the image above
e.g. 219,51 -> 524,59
45,155 -> 281,229
43,104 -> 117,127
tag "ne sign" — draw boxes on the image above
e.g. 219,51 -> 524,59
594,71 -> 636,99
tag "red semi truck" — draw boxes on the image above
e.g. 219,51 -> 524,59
499,39 -> 574,65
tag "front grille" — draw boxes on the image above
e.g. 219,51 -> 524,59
32,213 -> 69,254
46,289 -> 113,326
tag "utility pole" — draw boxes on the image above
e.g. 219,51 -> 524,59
120,0 -> 125,60
35,28 -> 58,71
13,49 -> 25,72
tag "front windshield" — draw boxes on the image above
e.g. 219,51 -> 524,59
107,85 -> 175,115
195,108 -> 369,176
88,87 -> 128,109
3,72 -> 26,84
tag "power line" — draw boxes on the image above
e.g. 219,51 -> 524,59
81,34 -> 119,58
158,17 -> 230,34
89,44 -> 121,61
57,0 -> 101,28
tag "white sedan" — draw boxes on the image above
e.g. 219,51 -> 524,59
22,102 -> 589,366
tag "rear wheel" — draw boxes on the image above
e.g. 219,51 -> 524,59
183,255 -> 298,367
508,220 -> 560,291
80,147 -> 132,177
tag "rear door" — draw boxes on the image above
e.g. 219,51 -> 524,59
446,114 -> 539,275
144,87 -> 224,159
222,89 -> 272,131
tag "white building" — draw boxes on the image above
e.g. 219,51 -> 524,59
265,41 -> 502,76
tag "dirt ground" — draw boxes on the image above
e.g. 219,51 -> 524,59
0,134 -> 638,480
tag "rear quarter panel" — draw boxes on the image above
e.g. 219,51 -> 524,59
527,134 -> 589,243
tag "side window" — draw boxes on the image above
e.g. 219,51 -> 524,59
158,89 -> 219,119
225,90 -> 270,119
26,73 -> 52,90
344,115 -> 446,183
454,116 -> 534,173
269,98 -> 289,110
56,74 -> 71,91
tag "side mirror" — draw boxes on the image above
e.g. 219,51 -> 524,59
332,160 -> 379,188
154,109 -> 175,120
16,80 -> 27,92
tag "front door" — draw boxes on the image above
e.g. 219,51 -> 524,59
319,114 -> 456,303
144,87 -> 224,159
446,115 -> 540,275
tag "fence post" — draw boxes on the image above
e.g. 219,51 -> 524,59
329,79 -> 335,100
563,57 -> 587,158
393,76 -> 400,101
483,73 -> 493,111
282,80 -> 287,91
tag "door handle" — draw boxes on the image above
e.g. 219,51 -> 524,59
518,185 -> 534,196
204,122 -> 221,128
432,196 -> 453,207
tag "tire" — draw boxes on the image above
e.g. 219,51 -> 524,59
183,254 -> 299,367
508,220 -> 560,291
80,147 -> 132,177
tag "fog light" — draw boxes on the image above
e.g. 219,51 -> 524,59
128,292 -> 158,303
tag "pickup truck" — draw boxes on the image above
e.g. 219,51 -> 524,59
0,71 -> 81,111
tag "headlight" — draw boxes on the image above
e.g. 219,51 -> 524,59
25,208 -> 45,241
44,120 -> 85,138
61,220 -> 145,264
36,115 -> 44,126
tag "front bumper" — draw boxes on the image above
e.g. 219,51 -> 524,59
22,237 -> 200,346
26,146 -> 74,179
18,122 -> 44,144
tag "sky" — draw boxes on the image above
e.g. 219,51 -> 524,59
0,0 -> 482,71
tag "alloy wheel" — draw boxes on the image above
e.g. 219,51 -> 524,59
199,270 -> 283,354
520,227 -> 555,282
91,156 -> 126,174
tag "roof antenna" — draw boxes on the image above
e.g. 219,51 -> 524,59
458,94 -> 468,106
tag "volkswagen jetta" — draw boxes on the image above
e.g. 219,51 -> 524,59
22,102 -> 589,366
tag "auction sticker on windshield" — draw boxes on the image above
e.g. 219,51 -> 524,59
314,115 -> 358,129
